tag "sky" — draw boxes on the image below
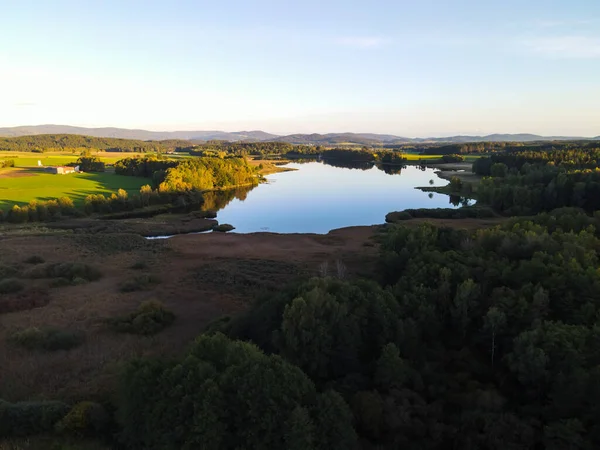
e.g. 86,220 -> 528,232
1,0 -> 599,137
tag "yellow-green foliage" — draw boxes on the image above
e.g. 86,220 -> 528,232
158,157 -> 256,192
55,402 -> 109,436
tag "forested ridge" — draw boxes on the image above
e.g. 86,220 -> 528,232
0,134 -> 192,153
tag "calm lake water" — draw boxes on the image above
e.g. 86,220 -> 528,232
205,162 -> 465,234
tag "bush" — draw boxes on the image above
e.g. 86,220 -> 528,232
9,327 -> 84,351
0,264 -> 19,279
0,399 -> 70,437
24,255 -> 45,265
386,206 -> 495,222
129,261 -> 148,270
107,300 -> 175,335
0,278 -> 25,294
119,274 -> 160,292
55,401 -> 110,436
441,154 -> 465,163
213,223 -> 235,232
385,211 -> 412,222
25,263 -> 102,283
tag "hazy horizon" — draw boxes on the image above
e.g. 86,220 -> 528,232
2,123 -> 598,139
2,1 -> 599,136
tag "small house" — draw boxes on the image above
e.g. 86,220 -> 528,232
45,166 -> 77,175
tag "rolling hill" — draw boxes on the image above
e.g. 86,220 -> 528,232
0,125 -> 278,142
0,125 -> 597,145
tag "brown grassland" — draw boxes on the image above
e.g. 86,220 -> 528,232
0,224 -> 379,402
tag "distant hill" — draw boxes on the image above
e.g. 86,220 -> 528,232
420,134 -> 592,144
0,125 -> 279,142
0,125 -> 597,145
270,133 -> 412,146
269,132 -> 596,145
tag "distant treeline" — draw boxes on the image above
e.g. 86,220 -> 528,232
0,134 -> 193,153
405,140 -> 600,155
187,144 -> 410,165
186,141 -> 320,157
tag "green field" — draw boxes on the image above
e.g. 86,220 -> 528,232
0,151 -> 146,168
0,171 -> 149,209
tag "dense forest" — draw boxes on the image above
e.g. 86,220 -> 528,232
472,148 -> 600,214
0,134 -> 192,153
399,140 -> 600,156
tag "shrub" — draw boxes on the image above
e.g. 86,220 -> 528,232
119,274 -> 160,292
0,159 -> 15,168
0,264 -> 19,279
0,399 -> 70,437
213,223 -> 235,232
441,154 -> 465,163
25,263 -> 102,282
107,300 -> 175,335
129,261 -> 148,270
385,211 -> 412,222
386,206 -> 495,222
0,278 -> 25,294
9,327 -> 84,351
24,255 -> 45,265
55,401 -> 110,436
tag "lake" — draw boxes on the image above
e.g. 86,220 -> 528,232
204,161 -> 466,234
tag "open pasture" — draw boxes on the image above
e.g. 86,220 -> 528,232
0,170 -> 149,209
0,151 -> 147,168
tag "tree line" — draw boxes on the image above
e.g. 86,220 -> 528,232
0,134 -> 192,153
472,147 -> 600,215
0,185 -> 204,224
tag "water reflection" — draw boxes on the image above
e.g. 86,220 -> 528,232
202,185 -> 258,211
289,158 -> 405,175
202,161 -> 467,233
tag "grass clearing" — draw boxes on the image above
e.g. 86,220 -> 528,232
0,171 -> 149,208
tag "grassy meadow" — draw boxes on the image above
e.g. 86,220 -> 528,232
0,151 -> 146,168
0,152 -> 150,209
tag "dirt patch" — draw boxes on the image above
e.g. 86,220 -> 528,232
0,168 -> 38,179
0,288 -> 51,314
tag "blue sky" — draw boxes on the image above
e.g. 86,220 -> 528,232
1,0 -> 599,136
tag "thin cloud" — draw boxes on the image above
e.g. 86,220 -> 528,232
525,35 -> 600,58
336,36 -> 390,49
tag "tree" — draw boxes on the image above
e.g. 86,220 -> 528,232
375,343 -> 408,390
450,176 -> 463,191
483,307 -> 507,367
491,163 -> 508,178
311,391 -> 357,450
284,406 -> 315,450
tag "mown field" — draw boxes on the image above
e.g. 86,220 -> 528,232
0,152 -> 154,209
0,171 -> 149,209
0,151 -> 146,168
